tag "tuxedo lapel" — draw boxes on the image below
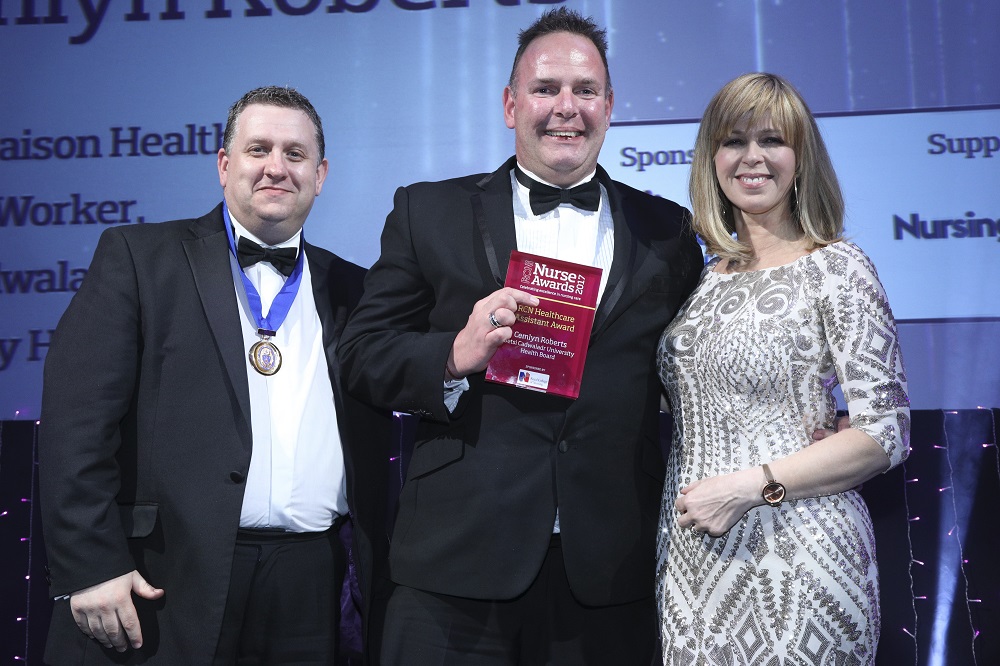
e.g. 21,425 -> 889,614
305,243 -> 342,391
472,157 -> 519,287
182,208 -> 252,441
592,169 -> 638,337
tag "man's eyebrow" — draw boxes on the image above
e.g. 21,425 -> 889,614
528,76 -> 602,87
243,136 -> 309,150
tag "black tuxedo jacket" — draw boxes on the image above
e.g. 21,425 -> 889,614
339,158 -> 703,606
38,204 -> 389,664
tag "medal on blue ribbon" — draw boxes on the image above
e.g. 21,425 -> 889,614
222,201 -> 304,376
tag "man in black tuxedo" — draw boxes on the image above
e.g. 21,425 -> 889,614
39,86 -> 389,664
339,8 -> 704,665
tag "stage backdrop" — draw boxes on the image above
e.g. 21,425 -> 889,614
1,0 -> 998,417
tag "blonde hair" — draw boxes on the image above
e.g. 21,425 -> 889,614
689,73 -> 844,261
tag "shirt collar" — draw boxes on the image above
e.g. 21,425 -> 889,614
229,213 -> 302,253
514,162 -> 598,190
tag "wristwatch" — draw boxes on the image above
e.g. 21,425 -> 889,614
761,463 -> 786,507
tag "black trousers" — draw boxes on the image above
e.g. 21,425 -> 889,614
377,535 -> 659,665
213,524 -> 347,665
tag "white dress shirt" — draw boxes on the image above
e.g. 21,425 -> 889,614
510,164 -> 615,301
442,166 -> 616,532
229,216 -> 347,532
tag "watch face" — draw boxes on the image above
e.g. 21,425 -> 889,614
762,482 -> 786,506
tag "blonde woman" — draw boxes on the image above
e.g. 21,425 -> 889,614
656,73 -> 910,664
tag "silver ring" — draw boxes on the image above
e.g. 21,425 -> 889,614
488,312 -> 502,329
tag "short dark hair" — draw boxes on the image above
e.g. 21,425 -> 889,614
508,7 -> 611,95
223,86 -> 325,160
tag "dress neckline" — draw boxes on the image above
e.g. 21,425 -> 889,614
708,242 -> 839,278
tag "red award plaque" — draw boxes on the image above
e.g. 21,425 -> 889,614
485,251 -> 602,399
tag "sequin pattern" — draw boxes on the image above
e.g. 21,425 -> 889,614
656,242 -> 909,665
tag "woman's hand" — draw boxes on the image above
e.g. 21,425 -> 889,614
675,468 -> 761,537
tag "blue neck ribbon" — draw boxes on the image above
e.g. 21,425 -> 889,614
222,200 -> 305,337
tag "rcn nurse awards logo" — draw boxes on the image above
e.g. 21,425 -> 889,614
522,259 -> 588,296
522,258 -> 536,284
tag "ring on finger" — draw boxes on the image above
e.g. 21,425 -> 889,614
488,312 -> 502,329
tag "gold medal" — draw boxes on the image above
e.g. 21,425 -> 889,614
249,338 -> 282,376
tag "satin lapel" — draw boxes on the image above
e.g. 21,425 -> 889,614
592,170 -> 638,338
182,209 -> 252,440
305,244 -> 342,394
472,157 -> 519,287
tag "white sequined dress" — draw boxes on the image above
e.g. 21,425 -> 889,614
655,242 -> 909,665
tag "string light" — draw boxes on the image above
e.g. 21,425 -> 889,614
1,424 -> 32,664
2,409 -> 997,662
898,408 -> 999,664
900,440 -> 921,659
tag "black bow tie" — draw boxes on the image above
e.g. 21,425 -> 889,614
236,236 -> 299,277
514,166 -> 601,216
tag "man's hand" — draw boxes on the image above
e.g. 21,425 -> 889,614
69,570 -> 164,652
447,287 -> 539,378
